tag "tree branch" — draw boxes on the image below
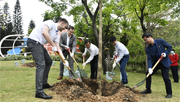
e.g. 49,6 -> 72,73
94,1 -> 100,22
135,8 -> 140,19
81,0 -> 93,20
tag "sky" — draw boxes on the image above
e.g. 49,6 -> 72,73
0,0 -> 74,34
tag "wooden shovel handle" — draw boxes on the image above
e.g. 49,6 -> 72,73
83,57 -> 85,70
68,50 -> 79,66
57,51 -> 71,70
146,55 -> 163,77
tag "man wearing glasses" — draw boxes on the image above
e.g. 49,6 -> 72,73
57,26 -> 77,80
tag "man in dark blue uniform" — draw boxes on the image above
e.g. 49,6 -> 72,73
141,32 -> 172,98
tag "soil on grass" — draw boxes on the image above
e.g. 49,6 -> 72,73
50,77 -> 142,102
21,62 -> 36,67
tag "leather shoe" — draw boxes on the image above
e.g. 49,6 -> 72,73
35,92 -> 52,99
121,82 -> 128,84
165,94 -> 172,98
140,89 -> 151,94
43,84 -> 53,89
57,76 -> 63,80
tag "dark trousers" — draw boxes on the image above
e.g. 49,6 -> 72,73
170,66 -> 179,82
27,38 -> 52,94
59,50 -> 74,79
90,55 -> 98,79
119,54 -> 129,83
146,63 -> 172,95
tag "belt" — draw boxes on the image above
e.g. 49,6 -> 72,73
28,38 -> 41,44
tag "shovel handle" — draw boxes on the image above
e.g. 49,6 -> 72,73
146,55 -> 163,77
83,57 -> 85,70
112,58 -> 116,69
57,51 -> 71,70
68,50 -> 79,66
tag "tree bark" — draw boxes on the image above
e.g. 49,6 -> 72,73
97,0 -> 102,98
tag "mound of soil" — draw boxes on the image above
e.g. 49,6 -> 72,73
21,62 -> 36,67
51,77 -> 141,102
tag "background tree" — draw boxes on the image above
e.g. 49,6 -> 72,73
27,19 -> 35,36
122,0 -> 180,33
40,0 -> 180,72
12,0 -> 23,34
0,2 -> 14,55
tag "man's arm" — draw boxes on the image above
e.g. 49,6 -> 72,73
161,39 -> 172,55
72,35 -> 77,53
59,33 -> 67,48
42,25 -> 56,47
146,48 -> 153,68
85,50 -> 95,64
55,42 -> 65,59
82,48 -> 87,56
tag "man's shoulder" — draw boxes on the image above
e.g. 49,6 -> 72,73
61,32 -> 67,36
72,34 -> 77,38
43,20 -> 54,24
155,39 -> 164,42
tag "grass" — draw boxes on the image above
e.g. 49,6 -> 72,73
0,60 -> 180,102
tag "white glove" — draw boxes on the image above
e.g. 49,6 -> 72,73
113,62 -> 116,68
65,46 -> 70,50
70,52 -> 74,57
161,53 -> 166,57
82,54 -> 86,58
83,63 -> 86,67
148,68 -> 153,75
63,60 -> 69,68
52,47 -> 58,52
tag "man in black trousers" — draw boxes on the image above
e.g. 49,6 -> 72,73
141,32 -> 172,98
82,40 -> 99,79
27,18 -> 69,99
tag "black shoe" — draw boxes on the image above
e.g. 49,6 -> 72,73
35,92 -> 52,99
43,84 -> 53,89
165,94 -> 172,98
121,82 -> 128,85
141,89 -> 152,94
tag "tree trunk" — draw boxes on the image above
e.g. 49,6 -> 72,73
97,0 -> 102,98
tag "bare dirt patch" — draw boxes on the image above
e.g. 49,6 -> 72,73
50,77 -> 142,102
21,62 -> 35,67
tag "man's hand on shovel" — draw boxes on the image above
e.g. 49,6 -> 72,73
63,60 -> 69,68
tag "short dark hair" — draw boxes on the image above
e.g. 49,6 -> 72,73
109,36 -> 116,43
172,49 -> 175,52
84,40 -> 91,44
68,25 -> 74,30
142,32 -> 153,38
58,18 -> 69,25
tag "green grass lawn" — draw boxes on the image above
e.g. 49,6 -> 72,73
0,60 -> 180,102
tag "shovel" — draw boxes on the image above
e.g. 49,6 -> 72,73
57,51 -> 82,82
108,58 -> 117,78
68,50 -> 88,78
133,55 -> 163,88
83,56 -> 85,72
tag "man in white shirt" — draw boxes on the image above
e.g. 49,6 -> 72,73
109,36 -> 129,85
57,26 -> 77,80
82,40 -> 99,79
27,18 -> 69,99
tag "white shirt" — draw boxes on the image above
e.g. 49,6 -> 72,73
115,41 -> 129,63
83,43 -> 99,64
29,20 -> 59,44
66,34 -> 71,47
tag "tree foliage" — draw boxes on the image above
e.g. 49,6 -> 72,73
39,0 -> 180,71
27,19 -> 35,36
13,0 -> 23,34
0,2 -> 14,55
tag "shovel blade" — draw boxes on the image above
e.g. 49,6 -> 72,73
108,72 -> 116,78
